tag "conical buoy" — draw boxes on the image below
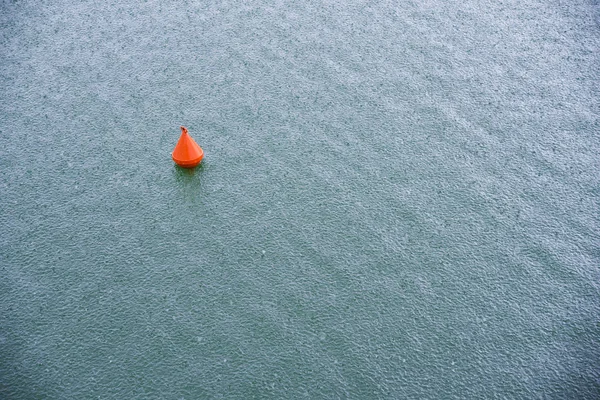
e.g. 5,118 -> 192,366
172,126 -> 204,168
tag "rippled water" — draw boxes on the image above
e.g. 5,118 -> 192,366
1,0 -> 599,398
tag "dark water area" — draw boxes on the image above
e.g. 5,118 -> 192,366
1,0 -> 599,398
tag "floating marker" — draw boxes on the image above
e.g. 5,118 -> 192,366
172,126 -> 204,168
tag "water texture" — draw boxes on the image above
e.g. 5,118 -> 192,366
1,0 -> 599,398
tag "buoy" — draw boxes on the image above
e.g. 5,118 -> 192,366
172,126 -> 204,168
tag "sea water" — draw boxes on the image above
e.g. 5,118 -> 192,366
1,0 -> 599,398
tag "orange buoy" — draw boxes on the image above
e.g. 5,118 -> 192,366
172,126 -> 204,168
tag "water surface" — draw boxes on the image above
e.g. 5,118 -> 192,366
1,0 -> 599,398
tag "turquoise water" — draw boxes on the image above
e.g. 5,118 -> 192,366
1,0 -> 599,398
